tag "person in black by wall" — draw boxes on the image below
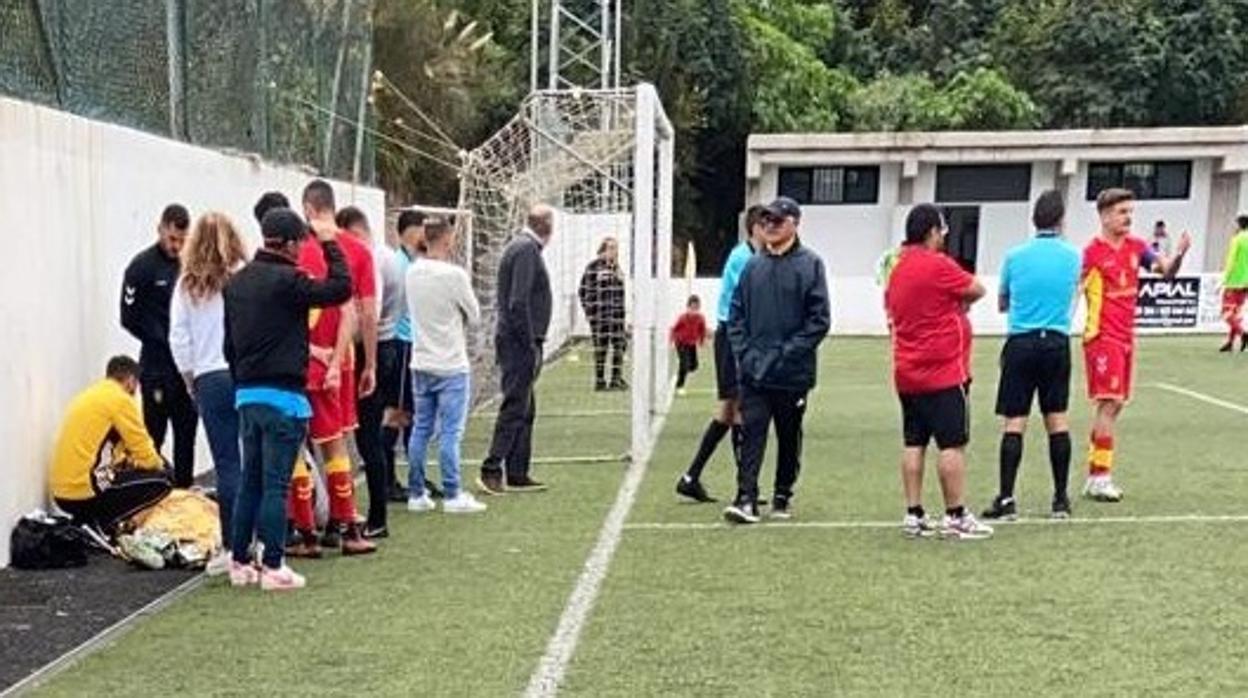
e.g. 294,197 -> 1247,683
724,197 -> 831,524
120,203 -> 198,488
477,204 -> 554,495
578,236 -> 627,391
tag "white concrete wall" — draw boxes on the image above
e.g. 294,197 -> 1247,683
0,97 -> 385,565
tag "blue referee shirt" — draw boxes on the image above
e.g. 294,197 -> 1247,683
999,231 -> 1081,335
717,241 -> 753,323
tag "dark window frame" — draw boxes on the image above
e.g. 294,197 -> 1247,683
777,165 -> 880,205
1085,160 -> 1192,201
935,164 -> 1032,203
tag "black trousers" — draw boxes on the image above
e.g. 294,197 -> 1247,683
141,376 -> 197,488
675,344 -> 698,388
56,467 -> 172,534
736,385 -> 808,506
483,340 -> 540,479
592,323 -> 626,386
355,343 -> 388,529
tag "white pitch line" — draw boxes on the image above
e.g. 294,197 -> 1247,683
1153,382 -> 1248,416
523,406 -> 670,698
624,513 -> 1248,531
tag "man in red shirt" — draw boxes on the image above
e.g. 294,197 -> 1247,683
286,181 -> 378,557
670,295 -> 708,395
1081,188 -> 1188,502
885,204 -> 992,540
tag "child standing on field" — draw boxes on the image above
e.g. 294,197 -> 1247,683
671,295 -> 708,395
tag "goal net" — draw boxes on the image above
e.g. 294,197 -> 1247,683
457,85 -> 675,464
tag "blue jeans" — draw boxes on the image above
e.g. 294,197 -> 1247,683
407,371 -> 470,499
233,405 -> 307,569
194,370 -> 241,548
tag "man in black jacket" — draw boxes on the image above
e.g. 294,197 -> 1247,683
578,237 -> 627,390
120,204 -> 197,487
478,203 -> 554,495
725,197 -> 831,524
222,208 -> 352,590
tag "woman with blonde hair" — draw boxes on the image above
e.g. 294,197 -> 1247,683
170,212 -> 248,574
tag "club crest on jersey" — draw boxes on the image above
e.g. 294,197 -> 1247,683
1095,355 -> 1109,374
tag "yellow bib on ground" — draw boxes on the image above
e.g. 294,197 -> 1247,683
128,489 -> 221,557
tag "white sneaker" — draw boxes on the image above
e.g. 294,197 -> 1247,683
205,550 -> 231,577
940,512 -> 994,540
1083,476 -> 1123,502
677,388 -> 688,397
228,559 -> 260,588
407,494 -> 437,513
902,513 -> 936,538
260,564 -> 306,592
442,492 -> 487,514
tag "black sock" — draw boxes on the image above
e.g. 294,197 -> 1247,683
1049,431 -> 1072,500
686,420 -> 730,480
999,432 -> 1024,498
946,505 -> 966,518
907,505 -> 925,519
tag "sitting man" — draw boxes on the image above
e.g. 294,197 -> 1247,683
50,356 -> 172,533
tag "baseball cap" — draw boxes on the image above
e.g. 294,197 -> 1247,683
260,208 -> 308,243
764,196 -> 801,221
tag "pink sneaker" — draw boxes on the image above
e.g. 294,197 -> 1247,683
228,560 -> 260,588
260,564 -> 307,592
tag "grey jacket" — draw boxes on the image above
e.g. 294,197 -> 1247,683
496,230 -> 552,349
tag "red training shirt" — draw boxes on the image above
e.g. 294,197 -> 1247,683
1082,235 -> 1155,347
670,311 -> 708,347
885,246 -> 975,394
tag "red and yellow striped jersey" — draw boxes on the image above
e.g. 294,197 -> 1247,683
1082,235 -> 1156,345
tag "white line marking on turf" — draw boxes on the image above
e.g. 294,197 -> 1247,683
524,405 -> 671,698
623,514 -> 1248,531
1153,383 -> 1248,416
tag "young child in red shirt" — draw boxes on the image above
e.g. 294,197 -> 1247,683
671,295 -> 709,395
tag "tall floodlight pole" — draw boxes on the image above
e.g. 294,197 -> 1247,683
533,0 -> 620,92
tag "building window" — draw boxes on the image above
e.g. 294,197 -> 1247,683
935,164 -> 1032,203
778,166 -> 879,205
1086,161 -> 1192,200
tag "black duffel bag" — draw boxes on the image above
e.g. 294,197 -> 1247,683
10,514 -> 89,569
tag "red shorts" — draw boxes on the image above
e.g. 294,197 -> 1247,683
1084,339 -> 1134,402
308,385 -> 344,444
1222,289 -> 1247,318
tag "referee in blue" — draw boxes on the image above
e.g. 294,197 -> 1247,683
982,190 -> 1081,521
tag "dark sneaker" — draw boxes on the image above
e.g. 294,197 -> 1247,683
362,525 -> 389,540
769,497 -> 793,520
286,530 -> 323,559
506,475 -> 548,492
320,522 -> 343,549
609,378 -> 629,391
477,471 -> 507,496
341,524 -> 378,556
425,479 -> 444,500
676,476 -> 716,503
595,381 -> 608,392
1220,341 -> 1234,353
387,485 -> 409,503
723,501 -> 760,525
1241,335 -> 1248,352
981,496 -> 1018,521
1051,495 -> 1072,520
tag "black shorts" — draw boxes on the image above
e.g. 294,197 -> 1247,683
713,329 -> 739,400
900,386 -> 969,450
995,330 -> 1071,418
378,339 -> 413,414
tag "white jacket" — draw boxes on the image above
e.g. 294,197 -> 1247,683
169,278 -> 229,379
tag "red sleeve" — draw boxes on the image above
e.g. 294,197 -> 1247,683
297,239 -> 326,278
935,255 -> 974,298
351,240 -> 376,299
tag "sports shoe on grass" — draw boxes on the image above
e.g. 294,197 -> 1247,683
340,525 -> 377,556
476,471 -> 507,496
1082,476 -> 1123,502
362,525 -> 389,540
205,550 -> 231,577
506,475 -> 548,492
723,501 -> 760,525
1050,495 -> 1072,520
285,530 -> 323,559
940,512 -> 994,540
769,496 -> 793,520
675,475 -> 716,503
443,492 -> 488,514
229,560 -> 260,588
407,494 -> 436,513
981,496 -> 1018,521
260,565 -> 306,592
901,513 -> 936,539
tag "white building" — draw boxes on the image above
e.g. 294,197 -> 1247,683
744,128 -> 1248,334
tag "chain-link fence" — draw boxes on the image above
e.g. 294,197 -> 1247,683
0,0 -> 375,182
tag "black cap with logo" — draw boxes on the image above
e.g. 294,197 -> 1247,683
764,196 -> 802,222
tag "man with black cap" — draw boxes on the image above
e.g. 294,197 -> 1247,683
724,196 -> 831,524
222,207 -> 352,591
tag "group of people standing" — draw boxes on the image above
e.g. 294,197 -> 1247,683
48,182 -> 560,590
676,187 -> 1194,539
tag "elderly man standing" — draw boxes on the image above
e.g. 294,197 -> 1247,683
477,204 -> 555,495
